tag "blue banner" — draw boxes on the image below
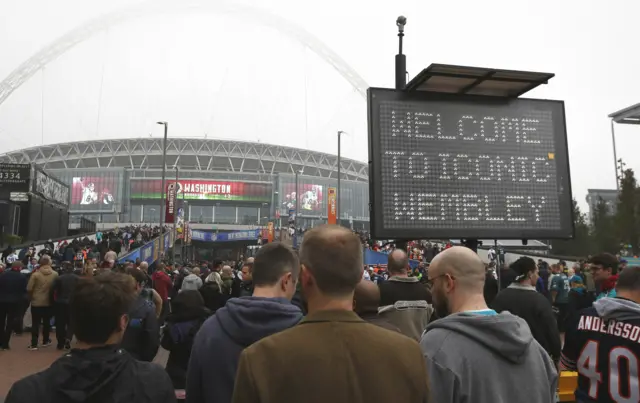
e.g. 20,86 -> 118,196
191,229 -> 261,243
363,249 -> 420,269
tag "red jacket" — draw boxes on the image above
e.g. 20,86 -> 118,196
152,271 -> 172,301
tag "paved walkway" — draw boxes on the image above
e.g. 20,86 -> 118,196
0,334 -> 169,402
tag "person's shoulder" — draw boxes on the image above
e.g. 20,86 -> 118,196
133,359 -> 170,378
577,306 -> 598,318
6,368 -> 51,402
192,310 -> 225,342
130,361 -> 174,394
366,322 -> 422,350
420,325 -> 456,354
530,290 -> 553,306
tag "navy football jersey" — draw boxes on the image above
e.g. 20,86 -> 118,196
561,301 -> 640,403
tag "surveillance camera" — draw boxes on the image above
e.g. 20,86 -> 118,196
396,16 -> 407,26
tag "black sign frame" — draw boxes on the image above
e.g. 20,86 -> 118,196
367,87 -> 574,240
0,163 -> 30,192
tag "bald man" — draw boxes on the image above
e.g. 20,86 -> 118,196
353,280 -> 401,333
420,247 -> 557,403
378,249 -> 431,307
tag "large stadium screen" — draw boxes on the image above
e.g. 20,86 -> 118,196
281,183 -> 323,213
72,177 -> 118,208
367,88 -> 573,240
130,180 -> 271,202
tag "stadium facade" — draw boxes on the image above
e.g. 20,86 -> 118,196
0,138 -> 370,230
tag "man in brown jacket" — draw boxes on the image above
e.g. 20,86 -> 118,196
232,225 -> 430,403
27,256 -> 58,350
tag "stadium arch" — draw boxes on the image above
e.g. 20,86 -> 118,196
0,0 -> 369,108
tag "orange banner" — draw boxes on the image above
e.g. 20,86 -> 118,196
327,187 -> 337,224
267,222 -> 274,243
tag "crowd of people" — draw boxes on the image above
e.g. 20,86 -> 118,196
0,226 -> 161,351
0,224 -> 638,403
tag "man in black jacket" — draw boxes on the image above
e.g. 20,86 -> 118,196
378,250 -> 431,306
5,272 -> 175,403
0,262 -> 28,350
120,268 -> 160,362
50,264 -> 79,350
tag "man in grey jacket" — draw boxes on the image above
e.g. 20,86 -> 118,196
420,246 -> 558,403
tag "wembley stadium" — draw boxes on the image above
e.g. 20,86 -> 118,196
0,137 -> 370,230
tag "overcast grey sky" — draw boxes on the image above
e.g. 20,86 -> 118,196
1,0 -> 639,212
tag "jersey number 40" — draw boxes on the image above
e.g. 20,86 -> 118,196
578,340 -> 639,403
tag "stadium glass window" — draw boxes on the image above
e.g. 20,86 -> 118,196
238,207 -> 259,225
101,214 -> 118,224
129,205 -> 143,223
214,205 -> 236,224
190,206 -> 213,224
142,205 -> 160,224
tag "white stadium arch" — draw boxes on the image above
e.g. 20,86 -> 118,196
0,0 -> 369,109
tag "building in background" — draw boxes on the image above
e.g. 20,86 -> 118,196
0,138 -> 370,231
586,188 -> 618,222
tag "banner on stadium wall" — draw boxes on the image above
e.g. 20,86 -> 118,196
32,169 -> 70,207
191,229 -> 261,243
165,182 -> 177,223
327,187 -> 337,224
267,222 -> 274,243
184,223 -> 192,245
130,179 -> 271,202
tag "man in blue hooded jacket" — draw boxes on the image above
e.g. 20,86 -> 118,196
186,242 -> 302,403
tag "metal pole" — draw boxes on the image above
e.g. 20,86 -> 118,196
611,119 -> 620,191
295,171 -> 299,230
495,239 -> 501,290
337,131 -> 341,226
172,167 -> 178,262
159,122 -> 168,253
181,191 -> 186,262
395,16 -> 407,90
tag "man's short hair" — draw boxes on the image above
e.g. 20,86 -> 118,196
40,256 -> 52,266
299,224 -> 363,296
70,273 -> 137,344
387,250 -> 409,274
252,242 -> 300,286
127,267 -> 147,286
589,253 -> 618,274
616,266 -> 640,291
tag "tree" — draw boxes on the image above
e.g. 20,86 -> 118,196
552,199 -> 593,257
615,169 -> 639,254
591,197 -> 618,254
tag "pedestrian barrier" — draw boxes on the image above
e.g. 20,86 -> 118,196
558,371 -> 577,402
10,232 -> 98,258
118,230 -> 175,266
